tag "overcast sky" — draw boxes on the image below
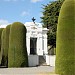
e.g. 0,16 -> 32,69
0,0 -> 56,25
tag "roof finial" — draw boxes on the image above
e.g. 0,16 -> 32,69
32,17 -> 36,23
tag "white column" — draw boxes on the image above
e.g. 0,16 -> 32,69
39,36 -> 43,55
37,36 -> 43,55
44,34 -> 48,55
26,36 -> 30,55
37,37 -> 39,55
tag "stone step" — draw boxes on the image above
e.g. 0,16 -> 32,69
39,56 -> 47,65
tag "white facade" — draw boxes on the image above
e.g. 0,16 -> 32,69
25,22 -> 48,56
25,22 -> 49,66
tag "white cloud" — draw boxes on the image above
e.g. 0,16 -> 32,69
31,0 -> 43,3
21,11 -> 29,17
0,19 -> 10,28
0,19 -> 9,25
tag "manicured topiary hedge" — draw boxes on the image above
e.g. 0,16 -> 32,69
1,25 -> 11,67
5,25 -> 11,67
1,28 -> 7,66
8,22 -> 28,67
0,28 -> 4,65
55,0 -> 75,75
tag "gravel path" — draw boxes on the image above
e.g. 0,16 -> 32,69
0,66 -> 55,75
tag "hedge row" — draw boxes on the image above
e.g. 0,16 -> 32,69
8,22 -> 28,67
0,22 -> 28,67
1,25 -> 11,67
0,28 -> 4,65
55,0 -> 75,75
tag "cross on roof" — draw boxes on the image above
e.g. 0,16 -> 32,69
32,17 -> 36,23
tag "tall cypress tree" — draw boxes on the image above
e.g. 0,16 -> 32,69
1,25 -> 11,67
55,0 -> 75,75
8,22 -> 28,67
0,28 -> 4,65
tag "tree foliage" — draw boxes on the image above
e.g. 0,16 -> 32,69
41,0 -> 64,48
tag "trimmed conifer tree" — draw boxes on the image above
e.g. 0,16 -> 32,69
0,28 -> 4,65
5,25 -> 11,67
55,0 -> 75,75
1,25 -> 11,67
1,28 -> 7,66
8,22 -> 28,67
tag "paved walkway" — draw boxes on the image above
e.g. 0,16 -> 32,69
0,66 -> 55,75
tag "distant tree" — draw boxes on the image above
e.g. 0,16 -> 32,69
41,0 -> 64,49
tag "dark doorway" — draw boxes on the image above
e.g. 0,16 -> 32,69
30,38 -> 37,55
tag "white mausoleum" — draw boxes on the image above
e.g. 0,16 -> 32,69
0,21 -> 55,67
25,22 -> 49,66
25,22 -> 48,55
